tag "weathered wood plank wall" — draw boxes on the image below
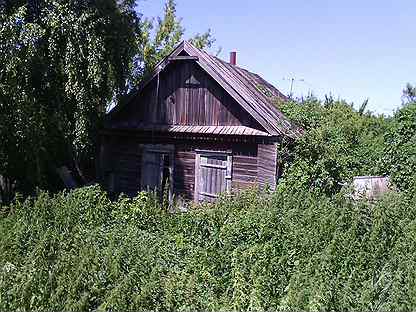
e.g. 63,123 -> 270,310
173,143 -> 259,200
111,61 -> 261,129
257,143 -> 277,190
174,144 -> 195,200
101,136 -> 142,196
232,144 -> 258,190
101,136 -> 265,199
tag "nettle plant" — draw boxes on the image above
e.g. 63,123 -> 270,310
1,185 -> 416,311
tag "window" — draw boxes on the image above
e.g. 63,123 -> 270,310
195,150 -> 232,202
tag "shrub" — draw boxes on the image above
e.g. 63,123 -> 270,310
277,96 -> 389,195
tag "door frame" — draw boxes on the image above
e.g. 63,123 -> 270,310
194,149 -> 232,202
140,144 -> 174,200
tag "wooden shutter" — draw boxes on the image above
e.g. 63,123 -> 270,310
195,150 -> 232,202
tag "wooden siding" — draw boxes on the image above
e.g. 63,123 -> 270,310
98,41 -> 296,201
101,135 -> 275,200
174,142 -> 258,200
195,152 -> 231,202
100,136 -> 142,196
232,144 -> 258,190
174,145 -> 195,200
111,61 -> 261,129
257,143 -> 277,190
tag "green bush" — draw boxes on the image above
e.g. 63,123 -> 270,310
1,185 -> 416,311
277,96 -> 389,195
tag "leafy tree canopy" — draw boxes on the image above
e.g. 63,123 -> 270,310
1,0 -> 141,197
133,0 -> 215,85
0,0 -> 214,202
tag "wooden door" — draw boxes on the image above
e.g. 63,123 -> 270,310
195,150 -> 232,202
141,152 -> 163,191
141,145 -> 174,200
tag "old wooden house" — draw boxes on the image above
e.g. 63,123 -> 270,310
99,41 -> 302,202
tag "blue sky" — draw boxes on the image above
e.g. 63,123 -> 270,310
137,0 -> 415,115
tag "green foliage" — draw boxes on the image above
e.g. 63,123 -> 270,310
135,0 -> 184,81
1,186 -> 416,311
189,28 -> 216,50
381,102 -> 416,193
0,0 -> 141,196
402,83 -> 416,103
134,0 -> 215,83
0,0 -> 215,202
277,96 -> 389,194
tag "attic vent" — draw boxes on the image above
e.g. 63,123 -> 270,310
185,73 -> 200,86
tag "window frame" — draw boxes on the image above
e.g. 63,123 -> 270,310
194,149 -> 232,202
141,144 -> 174,201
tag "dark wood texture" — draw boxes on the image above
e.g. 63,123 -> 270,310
174,144 -> 195,200
101,136 -> 142,196
101,136 -> 263,201
258,143 -> 277,190
231,144 -> 258,190
106,40 -> 303,138
111,60 -> 260,129
99,41 -> 297,201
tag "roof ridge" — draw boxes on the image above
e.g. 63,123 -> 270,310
210,53 -> 287,101
108,40 -> 303,138
199,48 -> 302,137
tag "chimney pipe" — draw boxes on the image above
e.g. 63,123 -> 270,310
230,51 -> 237,65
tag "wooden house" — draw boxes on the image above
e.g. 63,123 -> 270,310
99,41 -> 302,202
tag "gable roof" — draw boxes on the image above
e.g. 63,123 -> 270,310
108,41 -> 303,139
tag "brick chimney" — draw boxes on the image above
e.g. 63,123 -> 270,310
230,51 -> 237,66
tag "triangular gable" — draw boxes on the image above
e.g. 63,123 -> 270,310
108,41 -> 302,138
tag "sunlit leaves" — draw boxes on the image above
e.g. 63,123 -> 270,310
0,0 -> 140,195
278,96 -> 389,194
382,102 -> 416,193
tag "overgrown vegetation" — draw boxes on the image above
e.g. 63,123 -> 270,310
1,1 -> 416,311
1,185 -> 416,311
1,93 -> 415,310
276,94 -> 416,195
277,96 -> 390,194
